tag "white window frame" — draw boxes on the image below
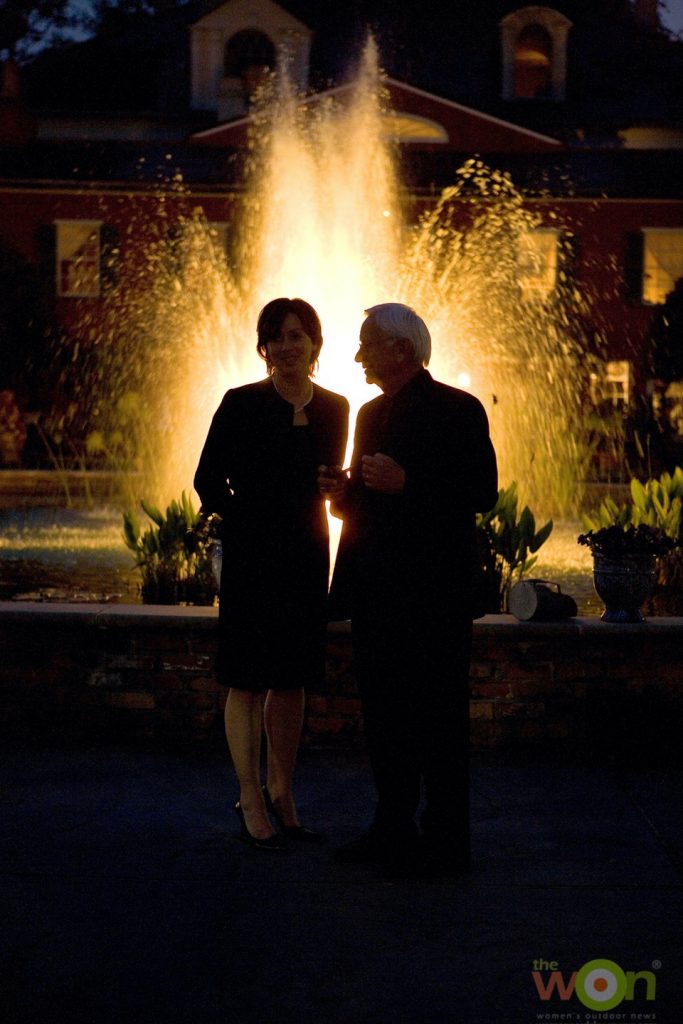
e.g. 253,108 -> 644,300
642,228 -> 683,305
55,220 -> 102,298
605,360 -> 632,408
589,360 -> 632,408
517,227 -> 559,302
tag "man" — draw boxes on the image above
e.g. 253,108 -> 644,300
319,303 -> 498,878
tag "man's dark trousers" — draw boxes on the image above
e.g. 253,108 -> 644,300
353,597 -> 472,861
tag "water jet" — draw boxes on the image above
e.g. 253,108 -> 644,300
2,43 -> 599,598
80,42 -> 593,518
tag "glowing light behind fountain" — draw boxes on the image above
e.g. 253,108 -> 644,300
93,40 -> 591,519
238,41 -> 402,425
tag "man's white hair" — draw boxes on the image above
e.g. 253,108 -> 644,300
364,303 -> 431,366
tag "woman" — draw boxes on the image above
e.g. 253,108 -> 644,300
194,298 -> 348,850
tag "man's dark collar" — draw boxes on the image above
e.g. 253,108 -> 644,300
382,366 -> 432,401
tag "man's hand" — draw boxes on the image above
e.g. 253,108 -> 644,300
318,465 -> 348,502
361,453 -> 405,493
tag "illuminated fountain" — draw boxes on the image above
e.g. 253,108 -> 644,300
1,41 -> 598,603
91,40 -> 592,519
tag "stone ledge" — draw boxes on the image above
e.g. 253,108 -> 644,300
0,601 -> 219,630
1,602 -> 681,636
1,602 -> 681,750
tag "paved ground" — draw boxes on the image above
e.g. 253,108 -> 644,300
2,736 -> 682,1024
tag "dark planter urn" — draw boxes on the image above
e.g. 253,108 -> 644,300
592,552 -> 657,623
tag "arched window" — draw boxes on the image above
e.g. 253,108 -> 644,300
501,7 -> 572,102
224,30 -> 276,96
514,24 -> 552,98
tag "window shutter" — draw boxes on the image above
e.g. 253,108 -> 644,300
557,230 -> 579,293
100,224 -> 120,294
35,224 -> 57,300
623,231 -> 644,303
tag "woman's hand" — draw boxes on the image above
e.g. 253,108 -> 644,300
318,465 -> 348,502
361,453 -> 405,493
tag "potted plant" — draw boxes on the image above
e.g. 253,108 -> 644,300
580,467 -> 682,617
578,524 -> 674,622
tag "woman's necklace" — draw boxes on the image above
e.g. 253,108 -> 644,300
272,375 -> 313,413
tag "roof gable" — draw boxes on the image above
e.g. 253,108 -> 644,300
191,0 -> 310,34
191,76 -> 563,153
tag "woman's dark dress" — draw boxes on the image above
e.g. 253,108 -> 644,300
194,378 -> 348,693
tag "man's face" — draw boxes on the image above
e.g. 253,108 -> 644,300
355,318 -> 399,388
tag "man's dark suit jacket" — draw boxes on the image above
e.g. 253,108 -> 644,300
330,368 -> 498,628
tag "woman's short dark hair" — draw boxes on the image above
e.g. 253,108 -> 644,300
256,297 -> 323,375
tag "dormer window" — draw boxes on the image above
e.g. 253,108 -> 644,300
515,25 -> 552,98
224,30 -> 276,98
501,7 -> 572,102
190,3 -> 311,118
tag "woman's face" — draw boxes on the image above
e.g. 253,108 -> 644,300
266,312 -> 317,377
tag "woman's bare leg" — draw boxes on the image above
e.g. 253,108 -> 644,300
225,688 -> 275,839
264,688 -> 305,827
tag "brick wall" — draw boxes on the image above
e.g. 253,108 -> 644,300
1,603 -> 682,756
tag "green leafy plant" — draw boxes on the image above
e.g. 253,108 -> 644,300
578,524 -> 674,558
580,466 -> 683,614
122,491 -> 218,605
476,482 -> 553,612
581,466 -> 683,541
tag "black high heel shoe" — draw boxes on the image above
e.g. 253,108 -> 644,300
262,786 -> 324,843
234,802 -> 287,851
